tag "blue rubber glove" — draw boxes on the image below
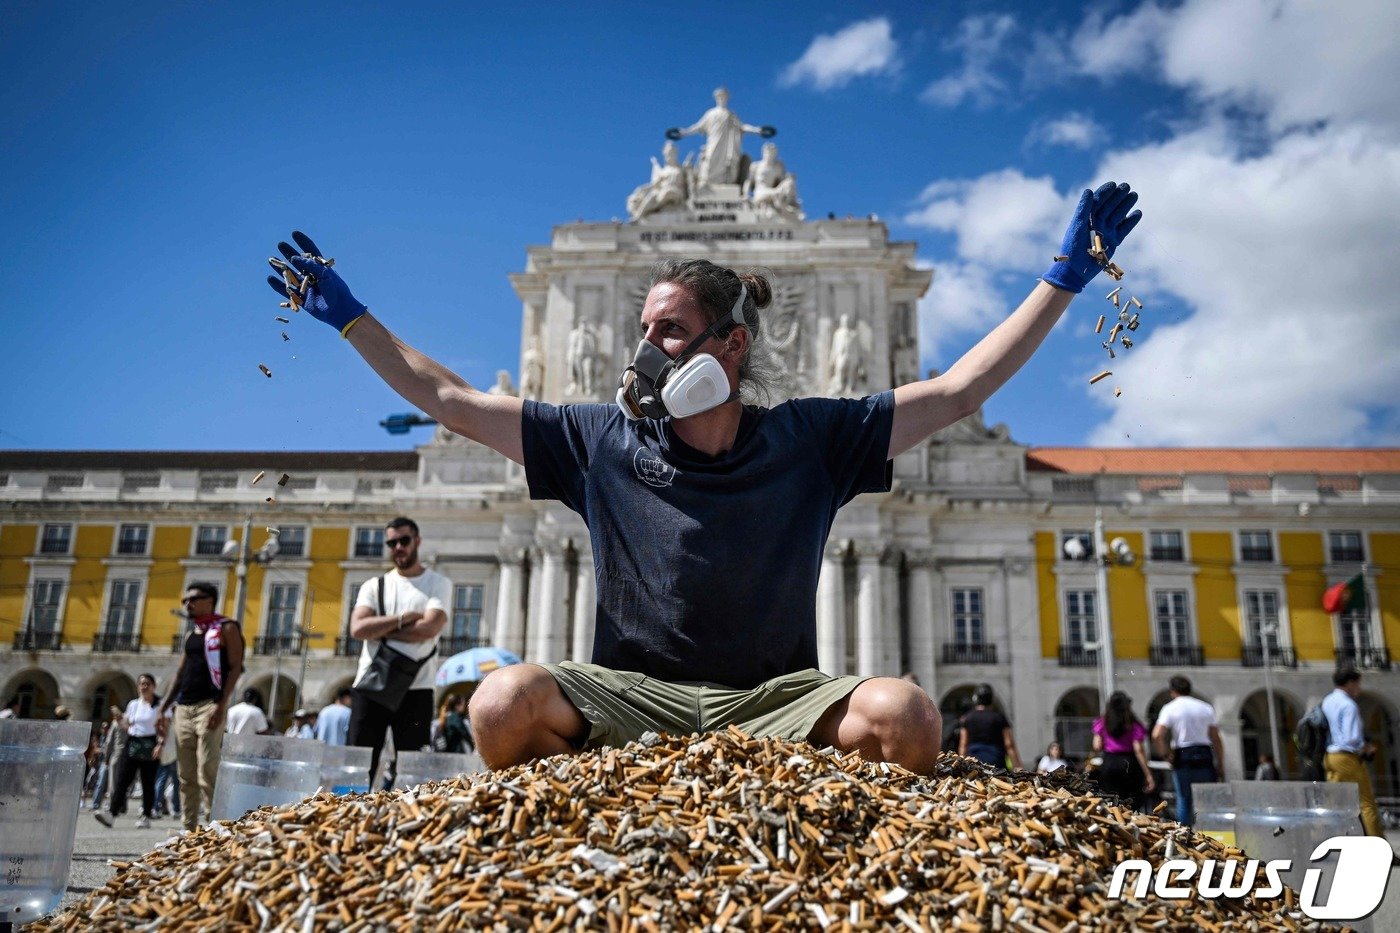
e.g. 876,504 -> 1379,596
265,231 -> 368,337
1042,181 -> 1142,294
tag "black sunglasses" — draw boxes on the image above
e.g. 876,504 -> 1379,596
385,536 -> 415,549
181,594 -> 212,604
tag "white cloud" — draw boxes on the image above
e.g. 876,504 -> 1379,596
779,17 -> 898,91
1071,0 -> 1400,133
1028,112 -> 1103,149
921,14 -> 1015,107
910,0 -> 1400,446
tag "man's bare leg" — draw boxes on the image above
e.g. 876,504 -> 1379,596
809,677 -> 942,775
469,664 -> 589,769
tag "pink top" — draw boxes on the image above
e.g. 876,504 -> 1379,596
1093,718 -> 1146,754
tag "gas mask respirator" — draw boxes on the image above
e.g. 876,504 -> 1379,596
616,285 -> 749,421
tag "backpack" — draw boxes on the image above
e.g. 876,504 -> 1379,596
1294,704 -> 1330,762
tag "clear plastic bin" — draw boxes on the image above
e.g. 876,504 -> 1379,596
209,734 -> 324,822
1193,782 -> 1238,848
320,745 -> 372,796
1233,781 -> 1361,916
0,720 -> 93,924
392,750 -> 485,789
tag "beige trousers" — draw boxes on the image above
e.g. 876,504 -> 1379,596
174,700 -> 224,832
1325,750 -> 1384,837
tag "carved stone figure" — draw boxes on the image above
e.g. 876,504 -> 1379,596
829,314 -> 866,395
566,319 -> 600,396
671,87 -> 771,188
745,143 -> 803,219
487,370 -> 516,396
520,336 -> 544,399
627,142 -> 691,221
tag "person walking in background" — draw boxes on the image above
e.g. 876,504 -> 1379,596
1152,675 -> 1224,826
1322,667 -> 1384,838
1254,753 -> 1281,781
437,694 -> 474,753
958,685 -> 1022,770
96,673 -> 165,829
1092,691 -> 1155,811
315,688 -> 354,746
90,705 -> 126,812
152,706 -> 180,819
82,729 -> 103,806
225,689 -> 270,735
0,695 -> 19,719
284,709 -> 316,739
160,581 -> 245,833
1037,741 -> 1069,774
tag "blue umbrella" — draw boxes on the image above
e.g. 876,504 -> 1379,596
435,646 -> 522,688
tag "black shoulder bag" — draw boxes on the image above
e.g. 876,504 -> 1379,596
355,575 -> 437,711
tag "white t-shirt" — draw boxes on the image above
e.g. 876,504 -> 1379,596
225,701 -> 269,735
1155,695 -> 1217,748
1037,755 -> 1068,773
353,568 -> 453,692
124,698 -> 160,738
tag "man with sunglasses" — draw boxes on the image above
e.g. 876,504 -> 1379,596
160,581 -> 244,832
269,182 -> 1141,775
347,517 -> 453,785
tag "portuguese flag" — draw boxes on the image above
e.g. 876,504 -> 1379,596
1323,574 -> 1366,614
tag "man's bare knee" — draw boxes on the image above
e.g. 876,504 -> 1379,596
469,664 -> 585,769
843,678 -> 942,774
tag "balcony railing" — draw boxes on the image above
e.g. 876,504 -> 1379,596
942,643 -> 997,665
1058,645 -> 1098,667
1150,644 -> 1204,666
12,630 -> 64,651
92,632 -> 143,653
1241,645 -> 1298,668
440,634 -> 493,655
335,636 -> 363,657
1336,647 -> 1391,671
253,633 -> 304,654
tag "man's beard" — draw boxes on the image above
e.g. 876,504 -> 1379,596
394,547 -> 418,569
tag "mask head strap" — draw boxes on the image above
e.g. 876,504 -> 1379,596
666,283 -> 748,374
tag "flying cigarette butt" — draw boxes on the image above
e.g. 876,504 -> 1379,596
1112,293 -> 1121,309
319,257 -> 335,269
1104,262 -> 1125,280
279,301 -> 291,309
1106,286 -> 1122,300
276,315 -> 290,323
1114,387 -> 1122,397
1127,313 -> 1140,331
277,473 -> 290,487
1108,323 -> 1122,342
281,332 -> 290,341
1053,255 -> 1069,262
252,471 -> 266,485
1090,370 -> 1112,385
258,364 -> 272,378
265,496 -> 275,504
1103,345 -> 1115,359
1121,336 -> 1134,349
1095,315 -> 1105,334
1130,296 -> 1143,309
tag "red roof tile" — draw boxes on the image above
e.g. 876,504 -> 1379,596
1026,448 -> 1400,475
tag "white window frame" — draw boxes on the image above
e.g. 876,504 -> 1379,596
351,526 -> 385,560
949,586 -> 986,646
1148,529 -> 1186,563
192,524 -> 230,557
114,522 -> 152,556
1326,530 -> 1366,565
1237,529 -> 1275,564
450,583 -> 486,642
1336,604 -> 1372,652
1063,588 -> 1098,647
39,523 -> 73,556
25,576 -> 68,635
100,578 -> 144,637
1151,588 -> 1194,648
263,579 -> 304,641
1241,588 -> 1283,650
274,524 -> 309,558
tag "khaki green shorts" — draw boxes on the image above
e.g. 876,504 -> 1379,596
540,660 -> 871,751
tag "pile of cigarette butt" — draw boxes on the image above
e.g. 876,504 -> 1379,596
1074,238 -> 1148,398
40,729 -> 1323,932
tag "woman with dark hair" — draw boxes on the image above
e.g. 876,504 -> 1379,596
958,685 -> 1022,770
96,673 -> 165,828
1092,691 -> 1155,810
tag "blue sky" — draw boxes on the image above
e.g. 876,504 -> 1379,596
2,1 -> 1397,452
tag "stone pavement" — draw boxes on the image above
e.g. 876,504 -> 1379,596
39,805 -> 1400,928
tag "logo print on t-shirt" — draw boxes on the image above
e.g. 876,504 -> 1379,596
633,447 -> 676,488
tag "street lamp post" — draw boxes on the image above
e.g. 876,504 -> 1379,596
1260,621 -> 1285,773
1065,508 -> 1135,709
222,516 -> 279,708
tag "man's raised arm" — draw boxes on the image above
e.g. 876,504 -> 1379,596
265,232 -> 524,464
888,182 -> 1141,459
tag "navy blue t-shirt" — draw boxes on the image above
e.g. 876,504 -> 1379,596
522,392 -> 894,689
